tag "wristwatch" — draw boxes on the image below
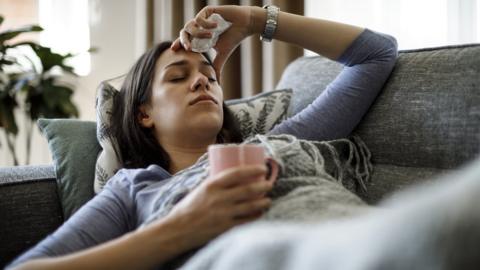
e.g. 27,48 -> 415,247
260,5 -> 280,42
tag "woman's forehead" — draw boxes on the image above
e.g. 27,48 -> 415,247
156,48 -> 210,71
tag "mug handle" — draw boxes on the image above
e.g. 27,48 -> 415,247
265,157 -> 279,183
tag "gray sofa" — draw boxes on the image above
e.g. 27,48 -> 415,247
1,43 -> 479,268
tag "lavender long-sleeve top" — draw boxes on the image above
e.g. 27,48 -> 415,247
8,28 -> 398,269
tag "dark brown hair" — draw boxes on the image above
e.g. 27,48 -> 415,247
111,41 -> 243,170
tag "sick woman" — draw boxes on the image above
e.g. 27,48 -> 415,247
8,5 -> 398,270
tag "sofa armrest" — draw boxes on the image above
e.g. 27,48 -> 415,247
0,165 -> 64,268
0,164 -> 56,184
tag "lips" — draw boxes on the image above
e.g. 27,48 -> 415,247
189,94 -> 218,105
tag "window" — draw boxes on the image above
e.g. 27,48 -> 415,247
305,0 -> 479,54
38,0 -> 91,76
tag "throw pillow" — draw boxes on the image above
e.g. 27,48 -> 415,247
225,89 -> 293,139
38,118 -> 101,219
94,79 -> 293,193
94,82 -> 121,194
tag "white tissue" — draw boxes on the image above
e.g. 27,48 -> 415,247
191,13 -> 232,53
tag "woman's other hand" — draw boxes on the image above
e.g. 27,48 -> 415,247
159,165 -> 273,250
171,5 -> 263,80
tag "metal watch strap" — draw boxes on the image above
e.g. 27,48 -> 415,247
260,5 -> 279,42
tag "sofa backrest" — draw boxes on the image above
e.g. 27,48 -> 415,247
277,44 -> 480,171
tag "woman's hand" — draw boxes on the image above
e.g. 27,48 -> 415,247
171,5 -> 263,80
159,165 -> 273,250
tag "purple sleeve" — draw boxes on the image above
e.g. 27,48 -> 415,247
269,29 -> 398,141
6,171 -> 137,269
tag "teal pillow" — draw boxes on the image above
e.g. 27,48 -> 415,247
38,118 -> 101,219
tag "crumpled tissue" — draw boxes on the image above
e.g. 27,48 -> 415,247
191,13 -> 232,54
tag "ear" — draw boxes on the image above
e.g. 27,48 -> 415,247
137,105 -> 154,128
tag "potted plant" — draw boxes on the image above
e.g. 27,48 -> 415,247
0,15 -> 79,165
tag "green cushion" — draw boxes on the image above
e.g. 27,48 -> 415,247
38,118 -> 101,219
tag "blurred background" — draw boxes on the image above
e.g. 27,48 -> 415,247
0,0 -> 479,166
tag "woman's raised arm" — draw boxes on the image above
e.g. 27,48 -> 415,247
172,5 -> 365,76
173,5 -> 398,141
252,6 -> 365,60
260,8 -> 398,141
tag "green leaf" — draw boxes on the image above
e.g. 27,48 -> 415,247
0,25 -> 43,43
60,100 -> 79,117
88,47 -> 99,53
0,16 -> 4,26
0,92 -> 18,134
25,79 -> 78,120
29,44 -> 75,73
40,81 -> 59,110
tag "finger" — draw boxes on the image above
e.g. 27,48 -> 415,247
195,6 -> 216,29
180,29 -> 191,51
222,180 -> 273,203
232,197 -> 271,218
208,165 -> 267,189
184,20 -> 197,34
171,38 -> 182,51
196,16 -> 217,29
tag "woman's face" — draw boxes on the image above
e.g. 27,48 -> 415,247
139,48 -> 224,146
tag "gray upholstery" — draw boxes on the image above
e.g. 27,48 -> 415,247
278,43 -> 480,200
0,165 -> 63,268
0,165 -> 56,184
362,164 -> 449,204
1,43 -> 479,267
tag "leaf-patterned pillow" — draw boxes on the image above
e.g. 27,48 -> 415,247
225,89 -> 293,139
94,81 -> 122,193
94,79 -> 293,193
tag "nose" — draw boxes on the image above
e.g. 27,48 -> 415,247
190,73 -> 210,92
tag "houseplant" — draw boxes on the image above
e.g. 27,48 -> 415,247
0,15 -> 79,165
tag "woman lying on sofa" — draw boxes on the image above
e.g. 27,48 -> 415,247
8,5 -> 398,269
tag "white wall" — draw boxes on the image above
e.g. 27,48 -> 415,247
78,0 -> 141,121
0,0 -> 143,166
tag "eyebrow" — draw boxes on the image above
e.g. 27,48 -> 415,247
164,59 -> 213,70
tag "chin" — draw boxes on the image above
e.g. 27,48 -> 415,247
189,114 -> 223,135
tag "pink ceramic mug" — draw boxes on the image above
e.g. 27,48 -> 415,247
208,144 -> 279,183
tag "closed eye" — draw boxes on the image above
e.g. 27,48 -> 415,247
170,77 -> 185,82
